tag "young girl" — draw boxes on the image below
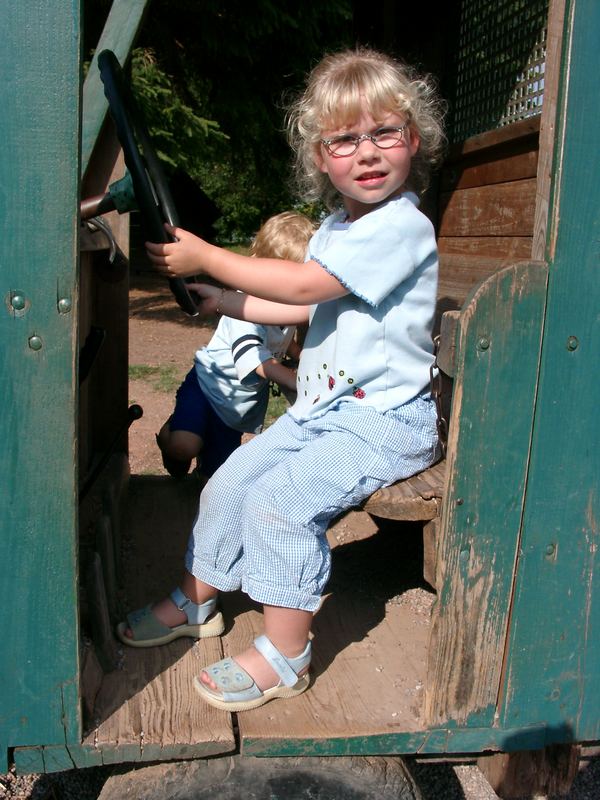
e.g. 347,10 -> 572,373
120,47 -> 445,713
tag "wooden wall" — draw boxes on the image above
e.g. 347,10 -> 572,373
435,116 -> 541,316
79,134 -> 130,482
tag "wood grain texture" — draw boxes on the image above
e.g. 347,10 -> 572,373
0,1 -> 82,770
237,523 -> 433,749
445,117 -> 541,161
499,0 -> 600,742
362,461 -> 445,521
436,254 -> 519,314
532,0 -> 567,262
438,179 -> 537,238
441,147 -> 538,192
438,236 -> 533,261
425,262 -> 548,727
82,475 -> 235,761
478,745 -> 581,798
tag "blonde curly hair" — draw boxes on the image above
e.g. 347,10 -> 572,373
250,210 -> 316,262
286,48 -> 446,209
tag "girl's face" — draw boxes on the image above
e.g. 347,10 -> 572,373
315,109 -> 419,222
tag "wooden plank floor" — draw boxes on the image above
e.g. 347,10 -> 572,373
234,511 -> 433,747
85,477 -> 434,757
84,475 -> 235,758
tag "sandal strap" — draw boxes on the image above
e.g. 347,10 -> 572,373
127,605 -> 172,639
170,587 -> 216,625
254,635 -> 311,688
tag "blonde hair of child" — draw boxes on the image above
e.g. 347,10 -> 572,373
250,211 -> 315,262
286,47 -> 446,208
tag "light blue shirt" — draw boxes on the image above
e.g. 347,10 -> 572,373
289,193 -> 437,421
194,316 -> 295,433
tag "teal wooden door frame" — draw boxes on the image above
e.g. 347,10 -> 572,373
500,0 -> 600,742
0,2 -> 81,773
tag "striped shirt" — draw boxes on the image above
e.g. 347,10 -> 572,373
194,316 -> 295,433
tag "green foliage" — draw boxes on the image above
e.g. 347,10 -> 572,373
131,48 -> 227,176
86,0 -> 353,240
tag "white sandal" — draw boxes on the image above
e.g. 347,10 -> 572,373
116,587 -> 224,647
194,635 -> 311,711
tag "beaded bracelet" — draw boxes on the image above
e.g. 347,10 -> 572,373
216,288 -> 227,314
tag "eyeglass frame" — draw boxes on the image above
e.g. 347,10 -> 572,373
319,125 -> 408,158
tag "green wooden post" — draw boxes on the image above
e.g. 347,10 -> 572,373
81,0 -> 148,174
500,0 -> 600,742
0,1 -> 81,771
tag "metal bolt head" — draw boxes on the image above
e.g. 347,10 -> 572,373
477,336 -> 490,351
57,297 -> 72,314
11,294 -> 26,311
566,336 -> 579,351
28,335 -> 43,351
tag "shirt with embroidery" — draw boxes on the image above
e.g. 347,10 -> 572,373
289,192 -> 437,421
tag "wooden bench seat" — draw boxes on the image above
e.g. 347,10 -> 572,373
362,459 -> 446,521
360,305 -> 459,529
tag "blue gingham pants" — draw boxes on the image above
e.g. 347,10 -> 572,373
185,396 -> 438,612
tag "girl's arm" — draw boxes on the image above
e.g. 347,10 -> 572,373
286,337 -> 302,361
187,283 -> 310,325
255,359 -> 297,391
146,224 -> 348,306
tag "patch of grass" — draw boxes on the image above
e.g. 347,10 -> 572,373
264,391 -> 290,428
129,364 -> 181,394
129,363 -> 291,423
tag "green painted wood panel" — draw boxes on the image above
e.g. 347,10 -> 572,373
426,262 -> 548,727
14,740 -> 233,774
14,723 -> 551,771
0,1 -> 81,773
81,0 -> 149,174
240,723 -> 550,759
500,0 -> 600,742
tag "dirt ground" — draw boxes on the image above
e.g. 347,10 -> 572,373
127,273 -> 215,476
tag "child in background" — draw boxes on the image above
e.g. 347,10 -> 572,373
122,47 -> 445,713
156,210 -> 315,479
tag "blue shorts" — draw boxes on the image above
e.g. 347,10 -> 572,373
170,368 -> 242,477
